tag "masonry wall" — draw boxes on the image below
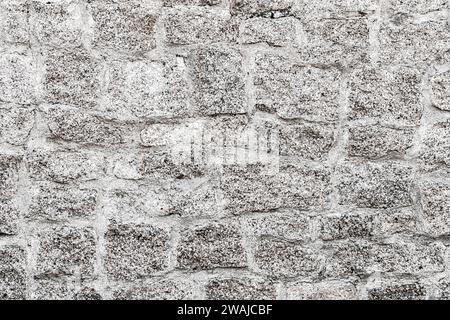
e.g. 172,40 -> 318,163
1,0 -> 450,300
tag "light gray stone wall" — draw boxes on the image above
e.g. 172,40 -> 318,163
1,0 -> 450,300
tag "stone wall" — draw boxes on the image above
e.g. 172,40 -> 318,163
1,0 -> 450,300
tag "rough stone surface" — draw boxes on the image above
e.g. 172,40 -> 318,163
1,0 -> 450,300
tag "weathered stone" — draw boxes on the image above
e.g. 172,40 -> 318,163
0,50 -> 35,105
420,121 -> 450,173
36,225 -> 96,278
104,221 -> 171,280
367,278 -> 427,300
254,52 -> 341,122
299,16 -> 370,66
206,277 -> 277,300
0,200 -> 19,235
44,48 -> 101,107
286,280 -> 357,300
45,106 -> 123,146
163,0 -> 221,6
0,245 -> 26,300
336,161 -> 413,208
113,278 -> 197,300
187,45 -> 246,115
0,154 -> 21,200
279,122 -> 336,160
231,0 -> 293,17
346,125 -> 415,159
292,0 -> 377,19
33,278 -> 74,300
26,150 -> 105,184
242,212 -> 312,242
74,287 -> 102,300
379,16 -> 450,67
177,221 -> 247,270
0,0 -> 29,44
105,57 -> 190,120
431,68 -> 450,111
319,213 -> 375,241
240,17 -> 298,47
254,238 -> 322,278
30,0 -> 85,48
165,9 -> 238,45
419,181 -> 450,237
0,105 -> 35,146
27,183 -> 98,221
348,66 -> 423,126
387,0 -> 450,15
91,1 -> 157,55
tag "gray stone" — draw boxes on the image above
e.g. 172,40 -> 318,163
367,278 -> 427,300
104,221 -> 171,280
91,1 -> 157,55
0,154 -> 21,201
43,48 -> 101,107
35,225 -> 96,278
0,105 -> 35,146
0,50 -> 35,105
177,221 -> 247,270
206,277 -> 277,300
254,238 -> 322,278
319,213 -> 375,241
336,161 -> 413,208
27,183 -> 98,221
165,8 -> 238,45
348,66 -> 423,126
187,45 -> 247,115
0,200 -> 19,235
419,181 -> 450,237
163,0 -> 221,5
0,0 -> 29,44
286,280 -> 357,300
346,125 -> 415,159
420,121 -> 450,173
254,52 -> 341,122
0,245 -> 26,300
113,278 -> 197,300
231,0 -> 293,17
26,150 -> 105,184
431,68 -> 450,111
45,106 -> 124,146
387,0 -> 450,15
240,17 -> 298,47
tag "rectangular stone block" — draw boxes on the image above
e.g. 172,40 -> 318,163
90,1 -> 157,55
0,105 -> 35,146
113,278 -> 198,300
0,245 -> 26,300
346,125 -> 415,159
0,0 -> 29,44
292,0 -> 377,19
431,68 -> 450,112
177,221 -> 247,270
206,277 -> 277,300
165,8 -> 238,45
336,161 -> 413,208
387,0 -> 450,15
240,17 -> 299,47
105,57 -> 191,120
163,0 -> 221,5
348,66 -> 423,126
104,221 -> 171,280
367,278 -> 427,300
27,183 -> 98,221
254,52 -> 341,122
231,0 -> 293,17
254,238 -> 322,278
279,122 -> 336,160
299,16 -> 370,66
0,200 -> 19,235
419,181 -> 450,237
420,121 -> 450,173
44,48 -> 101,107
379,17 -> 450,67
44,105 -> 124,146
26,150 -> 105,184
30,0 -> 85,48
0,50 -> 35,105
242,212 -> 313,242
0,154 -> 21,200
187,45 -> 247,115
286,280 -> 357,300
36,225 -> 96,278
